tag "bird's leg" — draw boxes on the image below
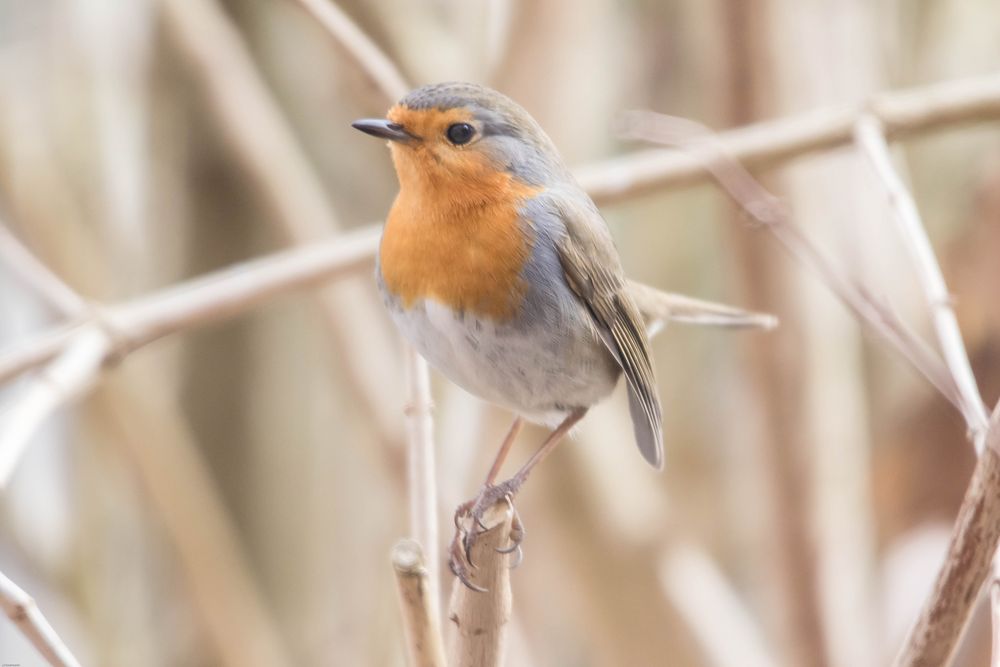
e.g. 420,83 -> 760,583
449,408 -> 587,590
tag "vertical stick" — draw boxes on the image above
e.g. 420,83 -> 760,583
447,501 -> 514,667
392,540 -> 447,667
405,347 -> 440,607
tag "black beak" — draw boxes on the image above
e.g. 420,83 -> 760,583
351,119 -> 416,143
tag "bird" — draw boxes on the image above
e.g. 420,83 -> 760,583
352,82 -> 662,589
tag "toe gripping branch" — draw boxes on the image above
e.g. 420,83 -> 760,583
448,494 -> 522,593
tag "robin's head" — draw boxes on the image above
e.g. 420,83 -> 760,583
353,82 -> 567,202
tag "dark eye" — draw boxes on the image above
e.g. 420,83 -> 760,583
446,123 -> 475,145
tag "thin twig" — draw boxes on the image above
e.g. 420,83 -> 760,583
288,0 -> 409,103
404,347 -> 441,609
853,114 -> 990,446
0,228 -> 378,385
0,569 -> 82,667
392,539 -> 447,667
0,326 -> 109,487
623,113 -> 965,416
0,223 -> 87,316
586,73 -> 1000,205
0,229 -> 377,485
446,501 -> 514,667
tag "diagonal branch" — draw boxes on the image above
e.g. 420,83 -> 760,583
289,0 -> 409,103
620,113 -> 965,416
853,114 -> 990,446
0,570 -> 82,667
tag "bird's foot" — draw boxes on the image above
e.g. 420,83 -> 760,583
448,475 -> 527,592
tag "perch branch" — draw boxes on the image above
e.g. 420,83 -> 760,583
446,501 -> 514,667
587,73 -> 1000,205
404,347 -> 441,609
289,0 -> 409,102
392,540 -> 447,667
0,569 -> 82,667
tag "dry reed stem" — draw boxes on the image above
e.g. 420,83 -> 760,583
0,228 -> 378,385
588,73 -> 1000,204
893,404 -> 1000,667
853,114 -> 990,443
0,570 -> 82,667
404,347 -> 441,609
852,115 -> 1000,665
446,501 -> 514,667
0,326 -> 109,487
392,540 -> 447,667
0,223 -> 87,316
289,0 -> 409,102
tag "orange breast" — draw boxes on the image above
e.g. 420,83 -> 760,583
380,176 -> 540,322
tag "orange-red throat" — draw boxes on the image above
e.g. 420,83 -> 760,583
378,105 -> 541,322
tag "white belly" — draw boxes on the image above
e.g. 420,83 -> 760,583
389,298 -> 619,424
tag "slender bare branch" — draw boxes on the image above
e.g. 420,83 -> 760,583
404,347 -> 441,608
446,501 -> 514,667
0,569 -> 82,667
0,326 -> 109,487
288,0 -> 409,103
392,539 -> 447,667
0,230 -> 376,485
0,223 -> 87,317
0,228 -> 378,385
586,73 -> 1000,205
853,114 -> 990,445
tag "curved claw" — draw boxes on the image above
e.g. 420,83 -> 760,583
449,558 -> 488,593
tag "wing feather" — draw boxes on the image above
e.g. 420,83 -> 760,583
553,191 -> 664,469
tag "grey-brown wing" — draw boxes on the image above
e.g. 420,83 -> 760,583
553,192 -> 664,469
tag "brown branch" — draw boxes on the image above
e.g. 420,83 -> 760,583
0,569 -> 82,667
893,403 -> 1000,667
446,501 -> 514,667
392,540 -> 447,667
582,73 -> 1000,205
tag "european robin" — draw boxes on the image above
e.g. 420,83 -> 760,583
353,82 -> 662,588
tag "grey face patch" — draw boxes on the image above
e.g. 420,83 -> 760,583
398,82 -> 572,187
